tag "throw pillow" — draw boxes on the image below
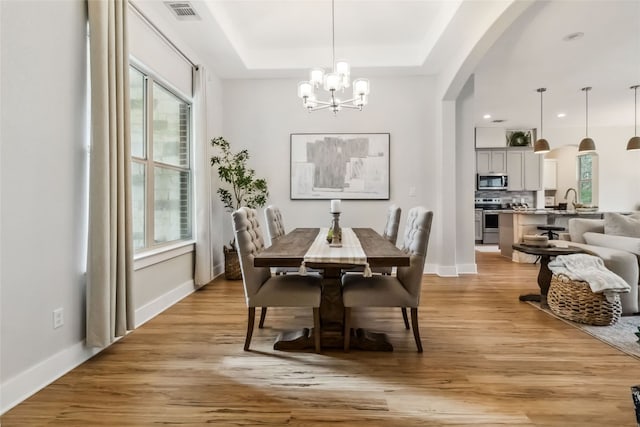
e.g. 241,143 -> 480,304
604,212 -> 640,238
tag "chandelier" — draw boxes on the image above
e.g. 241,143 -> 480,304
296,0 -> 370,114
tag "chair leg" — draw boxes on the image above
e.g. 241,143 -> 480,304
258,307 -> 267,328
313,307 -> 321,354
410,307 -> 423,353
244,307 -> 256,351
344,307 -> 352,352
401,307 -> 410,330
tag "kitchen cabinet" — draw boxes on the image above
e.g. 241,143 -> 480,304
474,209 -> 483,241
476,150 -> 506,174
544,159 -> 557,190
506,149 -> 542,191
475,127 -> 506,148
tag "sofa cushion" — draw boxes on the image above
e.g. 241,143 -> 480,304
604,212 -> 640,238
584,232 -> 640,256
568,218 -> 604,243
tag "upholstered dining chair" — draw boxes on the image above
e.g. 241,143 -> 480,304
346,204 -> 401,274
341,206 -> 433,352
232,207 -> 322,352
264,205 -> 297,276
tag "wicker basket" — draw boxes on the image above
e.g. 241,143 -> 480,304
224,247 -> 242,280
547,274 -> 621,326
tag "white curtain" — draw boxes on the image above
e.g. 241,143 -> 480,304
86,0 -> 134,347
193,65 -> 214,287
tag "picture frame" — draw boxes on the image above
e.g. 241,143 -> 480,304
290,133 -> 390,200
506,129 -> 535,147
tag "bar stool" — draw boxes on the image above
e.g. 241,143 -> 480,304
537,225 -> 565,240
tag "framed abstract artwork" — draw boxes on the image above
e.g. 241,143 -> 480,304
290,133 -> 390,200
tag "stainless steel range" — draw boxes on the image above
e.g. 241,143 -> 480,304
474,198 -> 503,244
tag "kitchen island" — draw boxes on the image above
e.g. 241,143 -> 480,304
498,210 -> 603,262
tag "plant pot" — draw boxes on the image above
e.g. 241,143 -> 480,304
224,247 -> 242,280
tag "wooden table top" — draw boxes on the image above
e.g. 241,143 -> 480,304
512,243 -> 583,257
254,228 -> 410,268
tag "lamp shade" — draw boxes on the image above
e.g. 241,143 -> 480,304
627,136 -> 640,151
533,138 -> 550,153
579,137 -> 596,153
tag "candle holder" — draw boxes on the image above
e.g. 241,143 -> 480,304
329,212 -> 342,247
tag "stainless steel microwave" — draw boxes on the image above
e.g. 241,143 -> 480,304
477,173 -> 508,190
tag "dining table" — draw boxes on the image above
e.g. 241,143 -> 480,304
254,227 -> 410,351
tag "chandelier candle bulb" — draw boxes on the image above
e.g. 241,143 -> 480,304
354,78 -> 370,96
310,68 -> 324,87
330,199 -> 342,213
297,82 -> 313,99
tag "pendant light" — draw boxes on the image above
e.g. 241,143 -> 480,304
534,88 -> 550,154
627,84 -> 640,151
578,86 -> 596,153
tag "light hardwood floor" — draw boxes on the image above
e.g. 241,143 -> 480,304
3,251 -> 640,426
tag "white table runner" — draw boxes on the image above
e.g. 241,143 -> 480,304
299,228 -> 372,277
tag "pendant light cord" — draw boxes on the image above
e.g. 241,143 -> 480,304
634,85 -> 638,136
582,86 -> 591,137
585,89 -> 589,137
540,90 -> 544,137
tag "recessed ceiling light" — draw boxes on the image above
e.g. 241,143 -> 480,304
557,113 -> 566,118
563,32 -> 584,42
483,114 -> 491,119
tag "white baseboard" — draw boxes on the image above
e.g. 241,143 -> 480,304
456,263 -> 478,274
1,342 -> 101,415
134,279 -> 195,328
1,279 -> 198,415
436,265 -> 459,277
212,262 -> 224,278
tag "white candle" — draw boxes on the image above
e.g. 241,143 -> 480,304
330,199 -> 341,213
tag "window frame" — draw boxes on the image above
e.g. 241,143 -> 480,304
129,60 -> 194,255
576,152 -> 597,205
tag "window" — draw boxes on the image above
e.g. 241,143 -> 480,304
130,65 -> 192,252
577,153 -> 595,205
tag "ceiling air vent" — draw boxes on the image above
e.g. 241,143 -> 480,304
164,2 -> 200,20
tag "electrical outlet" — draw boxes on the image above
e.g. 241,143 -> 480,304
53,308 -> 64,329
408,186 -> 416,197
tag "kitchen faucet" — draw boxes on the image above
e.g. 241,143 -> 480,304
564,187 -> 578,210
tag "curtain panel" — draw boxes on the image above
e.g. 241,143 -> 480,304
86,0 -> 134,347
193,66 -> 215,287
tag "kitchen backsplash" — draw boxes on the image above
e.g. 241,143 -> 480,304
475,190 -> 536,207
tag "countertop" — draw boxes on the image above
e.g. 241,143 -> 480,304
492,209 -> 609,215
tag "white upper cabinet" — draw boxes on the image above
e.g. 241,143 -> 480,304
475,127 -> 506,148
506,150 -> 542,191
476,150 -> 507,174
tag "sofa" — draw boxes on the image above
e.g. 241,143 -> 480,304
553,212 -> 640,315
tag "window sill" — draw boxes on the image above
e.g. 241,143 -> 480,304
134,241 -> 195,270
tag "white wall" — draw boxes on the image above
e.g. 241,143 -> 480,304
0,1 -> 225,413
455,76 -> 477,273
0,0 -> 91,409
220,76 -> 440,269
545,126 -> 640,211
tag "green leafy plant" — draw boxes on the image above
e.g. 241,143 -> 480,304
210,136 -> 269,248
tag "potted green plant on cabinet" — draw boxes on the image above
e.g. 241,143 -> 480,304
211,136 -> 269,279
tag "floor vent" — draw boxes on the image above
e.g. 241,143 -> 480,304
164,2 -> 201,20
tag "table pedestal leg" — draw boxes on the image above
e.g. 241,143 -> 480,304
273,267 -> 394,351
518,255 -> 552,308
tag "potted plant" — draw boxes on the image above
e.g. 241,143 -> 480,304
211,136 -> 269,279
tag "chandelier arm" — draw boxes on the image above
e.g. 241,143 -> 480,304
311,99 -> 335,106
339,104 -> 361,110
308,104 -> 335,112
